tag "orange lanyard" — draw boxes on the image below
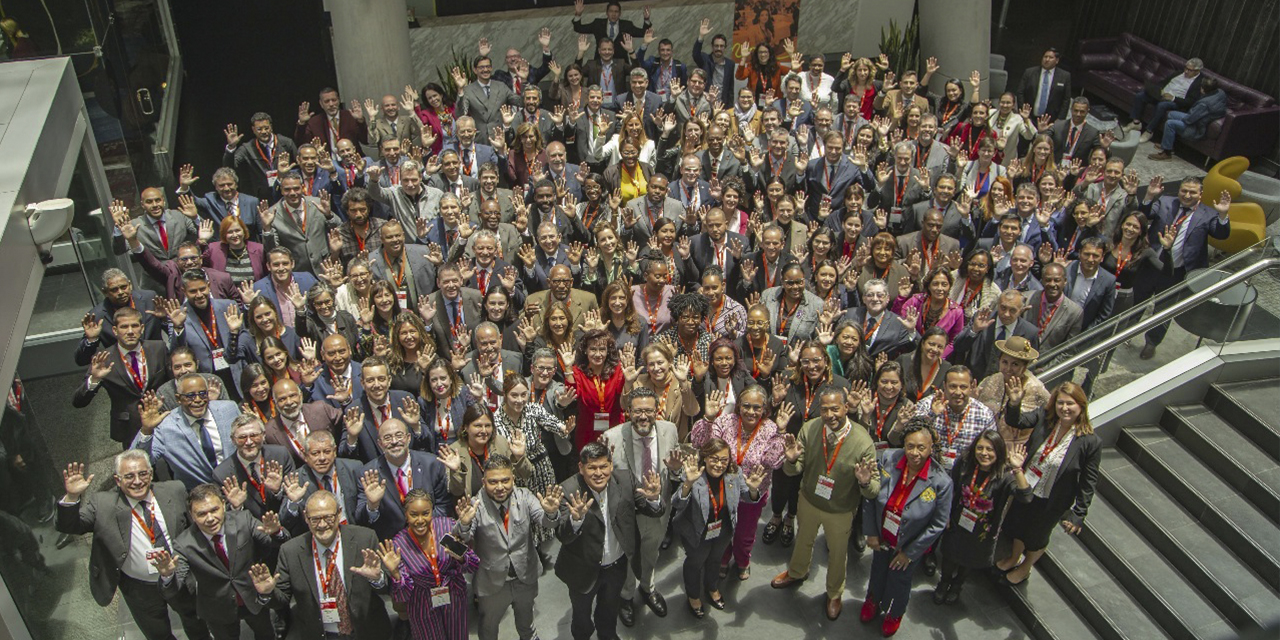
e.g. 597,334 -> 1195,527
658,380 -> 672,416
590,374 -> 608,405
706,299 -> 724,333
436,397 -> 453,440
708,479 -> 725,519
469,443 -> 490,471
965,469 -> 993,509
959,279 -> 981,308
915,360 -> 940,402
874,397 -> 899,440
943,403 -> 972,448
644,289 -> 663,334
778,298 -> 799,336
240,458 -> 267,501
384,250 -> 407,287
282,203 -> 307,234
762,255 -> 776,288
1037,293 -> 1062,336
736,419 -> 762,466
313,538 -> 340,594
921,235 -> 939,271
254,136 -> 276,167
862,317 -> 882,342
196,308 -> 221,348
822,424 -> 850,474
408,528 -> 442,585
122,348 -> 148,390
130,503 -> 162,544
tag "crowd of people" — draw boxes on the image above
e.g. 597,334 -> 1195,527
62,2 -> 1236,639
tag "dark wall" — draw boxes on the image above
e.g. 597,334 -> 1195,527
169,0 -> 337,178
1068,0 -> 1280,98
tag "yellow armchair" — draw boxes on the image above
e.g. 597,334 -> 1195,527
1208,202 -> 1266,254
1202,156 -> 1246,206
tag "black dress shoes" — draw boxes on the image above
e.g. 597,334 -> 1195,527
638,587 -> 668,617
619,599 -> 635,627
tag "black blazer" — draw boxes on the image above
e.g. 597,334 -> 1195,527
840,308 -> 919,360
281,458 -> 364,535
298,310 -> 362,357
213,445 -> 297,519
355,450 -> 451,540
1005,405 -> 1102,528
74,291 -> 163,366
555,469 -> 664,594
948,317 -> 1040,381
165,509 -> 287,619
572,15 -> 649,61
71,340 -> 171,444
267,525 -> 392,640
1018,66 -> 1072,120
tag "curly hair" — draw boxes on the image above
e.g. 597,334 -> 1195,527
573,328 -> 620,373
666,292 -> 710,322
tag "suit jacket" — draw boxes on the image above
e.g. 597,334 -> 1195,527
262,197 -> 337,274
579,58 -> 633,100
698,147 -> 742,183
175,298 -> 243,385
863,448 -> 953,559
73,291 -> 164,366
420,216 -> 473,263
455,81 -> 519,140
202,241 -> 268,282
366,114 -> 423,152
948,318 -> 1040,380
267,526 -> 392,640
297,310 -> 362,358
355,451 -> 451,540
368,251 -> 437,314
874,169 -> 931,224
1048,119 -> 1100,162
1007,406 -> 1102,527
456,487 -> 554,596
441,141 -> 502,182
247,275 -> 317,322
672,472 -> 759,549
688,232 -> 745,280
508,108 -> 566,146
1144,72 -> 1207,110
427,289 -> 484,352
622,196 -> 684,248
295,110 -> 368,155
190,191 -> 261,238
265,402 -> 344,464
895,231 -> 962,265
128,211 -> 198,262
691,38 -> 737,107
72,340 -> 171,444
55,481 -> 190,606
135,249 -> 236,302
555,469 -> 664,594
309,362 -> 364,409
1026,293 -> 1083,352
446,432 -> 532,497
1065,263 -> 1117,330
525,289 -> 599,329
1018,66 -> 1072,120
165,509 -> 286,618
762,288 -> 826,344
841,308 -> 919,359
804,157 -> 874,220
338,391 -> 433,463
748,153 -> 801,194
133,400 -> 240,489
280,459 -> 364,535
613,90 -> 664,139
671,179 -> 716,211
912,140 -> 955,184
572,109 -> 619,171
223,135 -> 300,201
600,420 -> 679,507
213,445 -> 297,518
1141,196 -> 1230,272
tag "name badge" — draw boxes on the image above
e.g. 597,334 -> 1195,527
705,519 -> 722,540
1024,465 -> 1043,489
941,450 -> 958,469
889,208 -> 903,225
144,548 -> 165,574
266,169 -> 279,186
883,510 -> 901,536
395,289 -> 409,307
958,508 -> 979,532
210,348 -> 229,371
593,412 -> 611,433
430,585 -> 451,608
815,474 -> 836,500
320,598 -> 340,623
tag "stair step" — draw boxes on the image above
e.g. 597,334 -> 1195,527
1099,453 -> 1280,631
1164,405 -> 1280,522
997,565 -> 1099,640
1081,494 -> 1235,638
1118,426 -> 1280,591
1205,379 -> 1280,459
1039,532 -> 1171,640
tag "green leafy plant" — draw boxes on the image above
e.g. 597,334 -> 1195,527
879,10 -> 920,79
436,47 -> 476,103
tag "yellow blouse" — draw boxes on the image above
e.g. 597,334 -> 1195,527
619,164 -> 648,203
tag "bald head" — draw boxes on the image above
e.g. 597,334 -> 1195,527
320,334 -> 352,370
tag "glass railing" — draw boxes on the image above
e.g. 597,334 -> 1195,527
1032,237 -> 1280,399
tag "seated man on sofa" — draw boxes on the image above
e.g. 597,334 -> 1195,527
1149,77 -> 1226,161
1122,57 -> 1206,143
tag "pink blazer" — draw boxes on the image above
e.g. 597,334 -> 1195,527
203,241 -> 267,282
892,293 -> 965,358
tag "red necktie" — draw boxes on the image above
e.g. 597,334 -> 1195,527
379,405 -> 390,425
478,270 -> 489,296
156,220 -> 169,251
212,533 -> 230,569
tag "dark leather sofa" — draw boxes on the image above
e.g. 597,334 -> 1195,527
1077,33 -> 1278,160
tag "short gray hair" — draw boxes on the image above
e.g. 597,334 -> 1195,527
100,268 -> 129,289
115,450 -> 152,475
893,141 -> 914,156
212,167 -> 239,185
230,413 -> 265,437
863,278 -> 888,295
1186,58 -> 1204,70
628,68 -> 648,81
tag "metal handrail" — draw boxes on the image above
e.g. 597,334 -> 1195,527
1034,237 -> 1276,364
1035,257 -> 1280,382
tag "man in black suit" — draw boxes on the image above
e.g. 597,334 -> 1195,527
366,220 -> 436,316
840,279 -> 919,359
56,451 -> 210,640
688,207 -> 746,279
1042,97 -> 1101,163
699,124 -> 742,183
949,290 -> 1040,380
427,262 -> 485,353
577,37 -> 633,105
72,307 -> 171,447
222,112 -> 300,202
614,68 -> 664,140
213,415 -> 295,519
747,127 -> 800,194
75,269 -> 162,366
1065,238 -> 1117,331
1018,48 -> 1072,122
572,0 -> 650,62
250,491 -> 392,640
691,19 -> 737,107
159,483 -> 287,640
354,419 -> 451,540
280,431 -> 363,535
338,357 -> 432,462
556,441 -> 665,640
573,87 -> 618,172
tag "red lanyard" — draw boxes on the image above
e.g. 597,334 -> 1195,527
762,255 -> 775,288
240,458 -> 267,501
469,443 -> 490,472
123,348 -> 148,390
408,528 -> 442,585
822,424 -> 850,474
254,136 -> 276,167
778,298 -> 799,336
282,203 -> 307,234
589,374 -> 608,406
966,469 -> 993,509
959,279 -> 981,309
196,309 -> 221,348
874,397 -> 899,440
436,397 -> 453,440
921,235 -> 939,271
1036,424 -> 1071,466
708,479 -> 725,520
736,419 -> 762,466
313,539 -> 340,595
944,403 -> 972,448
1038,293 -> 1062,336
915,359 -> 940,402
862,316 -> 882,342
644,288 -> 663,334
384,250 -> 407,288
130,503 -> 162,544
705,298 -> 724,333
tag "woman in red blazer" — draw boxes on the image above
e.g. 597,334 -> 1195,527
202,216 -> 267,285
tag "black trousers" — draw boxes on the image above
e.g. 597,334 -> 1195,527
1144,266 -> 1188,347
770,470 -> 800,518
117,575 -> 209,640
681,528 -> 733,598
208,603 -> 276,640
570,557 -> 628,640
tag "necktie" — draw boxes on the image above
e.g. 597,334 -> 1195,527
140,499 -> 170,550
227,200 -> 238,217
396,468 -> 410,498
462,147 -> 473,175
1172,208 -> 1191,268
482,84 -> 491,99
212,533 -> 230,569
128,351 -> 144,388
325,549 -> 354,635
1038,70 -> 1051,115
640,436 -> 654,476
710,153 -> 720,176
1067,126 -> 1080,153
198,417 -> 218,466
249,462 -> 261,484
513,76 -> 522,96
478,269 -> 489,295
156,220 -> 169,251
390,120 -> 398,137
323,474 -> 333,492
997,326 -> 1007,341
379,405 -> 390,425
499,505 -> 510,532
608,23 -> 616,40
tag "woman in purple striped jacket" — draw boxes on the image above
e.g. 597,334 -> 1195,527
384,488 -> 479,640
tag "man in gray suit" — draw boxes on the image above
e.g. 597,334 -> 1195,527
118,188 -> 199,263
56,451 -> 210,640
367,160 -> 445,245
367,220 -> 436,315
599,387 -> 680,626
249,491 -> 392,640
365,92 -> 424,155
623,174 -> 683,246
261,172 -> 339,274
213,415 -> 295,520
280,431 -> 364,535
158,483 -> 287,640
896,209 -> 962,268
132,374 -> 240,489
1026,262 -> 1083,352
455,55 -> 520,142
455,454 -> 563,640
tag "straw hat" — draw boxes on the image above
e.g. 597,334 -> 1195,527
995,335 -> 1039,362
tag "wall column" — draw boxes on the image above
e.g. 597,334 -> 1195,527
326,0 -> 414,104
918,0 -> 991,100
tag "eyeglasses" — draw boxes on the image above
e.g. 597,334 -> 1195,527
783,279 -> 805,286
629,408 -> 657,416
233,432 -> 265,442
800,359 -> 824,366
117,470 -> 152,482
380,433 -> 409,444
180,390 -> 209,401
306,514 -> 338,525
706,456 -> 730,465
533,365 -> 556,374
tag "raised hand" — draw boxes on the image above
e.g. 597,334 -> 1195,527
681,453 -> 704,485
350,548 -> 384,581
567,490 -> 595,520
854,458 -> 877,485
783,433 -> 803,462
138,392 -> 170,435
637,470 -> 662,500
282,473 -> 309,504
249,563 -> 279,595
455,493 -> 477,526
222,476 -> 249,509
1005,372 -> 1024,403
150,549 -> 180,578
257,511 -> 283,536
360,469 -> 386,509
63,462 -> 96,499
509,430 -> 528,459
537,485 -> 564,515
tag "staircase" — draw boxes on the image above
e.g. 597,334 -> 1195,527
1003,378 -> 1280,640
